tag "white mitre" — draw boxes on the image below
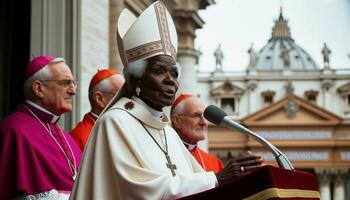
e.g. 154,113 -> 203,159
101,1 -> 178,115
117,1 -> 178,67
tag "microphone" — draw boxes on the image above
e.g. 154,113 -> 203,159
204,105 -> 294,170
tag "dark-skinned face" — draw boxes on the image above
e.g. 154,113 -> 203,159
138,55 -> 179,111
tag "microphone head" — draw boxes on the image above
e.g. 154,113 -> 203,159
204,105 -> 227,125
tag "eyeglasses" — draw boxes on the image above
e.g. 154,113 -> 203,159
100,90 -> 116,96
41,79 -> 78,88
178,112 -> 204,120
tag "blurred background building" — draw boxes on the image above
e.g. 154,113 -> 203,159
0,0 -> 349,199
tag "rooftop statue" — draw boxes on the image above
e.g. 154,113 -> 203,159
247,43 -> 258,68
321,43 -> 331,67
214,44 -> 224,71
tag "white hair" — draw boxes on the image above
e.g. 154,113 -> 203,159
89,75 -> 116,94
123,60 -> 148,96
88,76 -> 113,107
124,60 -> 148,80
171,99 -> 186,116
124,58 -> 182,82
23,58 -> 66,100
176,62 -> 182,80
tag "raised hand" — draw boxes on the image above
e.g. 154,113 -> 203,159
215,151 -> 264,186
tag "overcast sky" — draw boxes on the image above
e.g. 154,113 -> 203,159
195,0 -> 350,72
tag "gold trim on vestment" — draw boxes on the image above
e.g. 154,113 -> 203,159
243,188 -> 320,200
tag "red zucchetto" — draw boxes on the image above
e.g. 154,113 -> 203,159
88,69 -> 120,92
171,93 -> 193,111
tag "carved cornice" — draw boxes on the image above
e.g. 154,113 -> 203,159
316,168 -> 349,176
124,0 -> 148,15
172,10 -> 205,29
177,46 -> 197,58
210,81 -> 245,97
338,81 -> 350,94
198,0 -> 215,9
172,0 -> 214,58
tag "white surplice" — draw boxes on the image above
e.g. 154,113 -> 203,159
70,97 -> 217,200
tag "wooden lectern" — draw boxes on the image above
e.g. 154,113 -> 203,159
180,165 -> 320,200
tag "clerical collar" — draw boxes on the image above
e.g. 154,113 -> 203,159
86,111 -> 98,123
182,140 -> 197,151
25,100 -> 60,123
90,111 -> 99,119
132,96 -> 164,120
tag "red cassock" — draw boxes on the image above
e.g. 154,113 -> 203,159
70,112 -> 97,150
190,147 -> 224,173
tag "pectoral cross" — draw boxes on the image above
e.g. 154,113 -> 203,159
165,154 -> 177,176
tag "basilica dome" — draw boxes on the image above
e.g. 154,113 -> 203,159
252,11 -> 319,71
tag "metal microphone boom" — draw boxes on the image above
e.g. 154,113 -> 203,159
204,105 -> 294,170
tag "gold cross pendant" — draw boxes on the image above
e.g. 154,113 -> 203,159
165,154 -> 177,176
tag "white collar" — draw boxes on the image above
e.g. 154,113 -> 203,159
132,96 -> 164,120
25,100 -> 60,123
90,111 -> 99,118
182,140 -> 197,151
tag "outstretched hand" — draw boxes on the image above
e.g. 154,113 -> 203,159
215,151 -> 264,186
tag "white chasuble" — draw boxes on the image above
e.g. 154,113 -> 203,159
70,97 -> 217,200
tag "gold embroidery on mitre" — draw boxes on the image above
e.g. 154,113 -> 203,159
155,3 -> 177,60
126,41 -> 163,63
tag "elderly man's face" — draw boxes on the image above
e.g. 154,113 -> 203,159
175,97 -> 207,144
40,62 -> 76,115
139,55 -> 179,111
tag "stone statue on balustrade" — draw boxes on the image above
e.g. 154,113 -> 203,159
214,44 -> 224,71
321,43 -> 331,67
195,47 -> 202,65
247,43 -> 258,69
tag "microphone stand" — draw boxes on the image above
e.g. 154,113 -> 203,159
222,117 -> 294,170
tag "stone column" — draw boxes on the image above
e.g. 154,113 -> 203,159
316,169 -> 331,200
31,0 -> 78,130
109,0 -> 125,71
172,0 -> 214,151
177,52 -> 197,94
80,0 -> 109,118
246,81 -> 258,113
172,13 -> 200,94
332,169 -> 347,200
321,79 -> 334,111
172,0 -> 213,94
